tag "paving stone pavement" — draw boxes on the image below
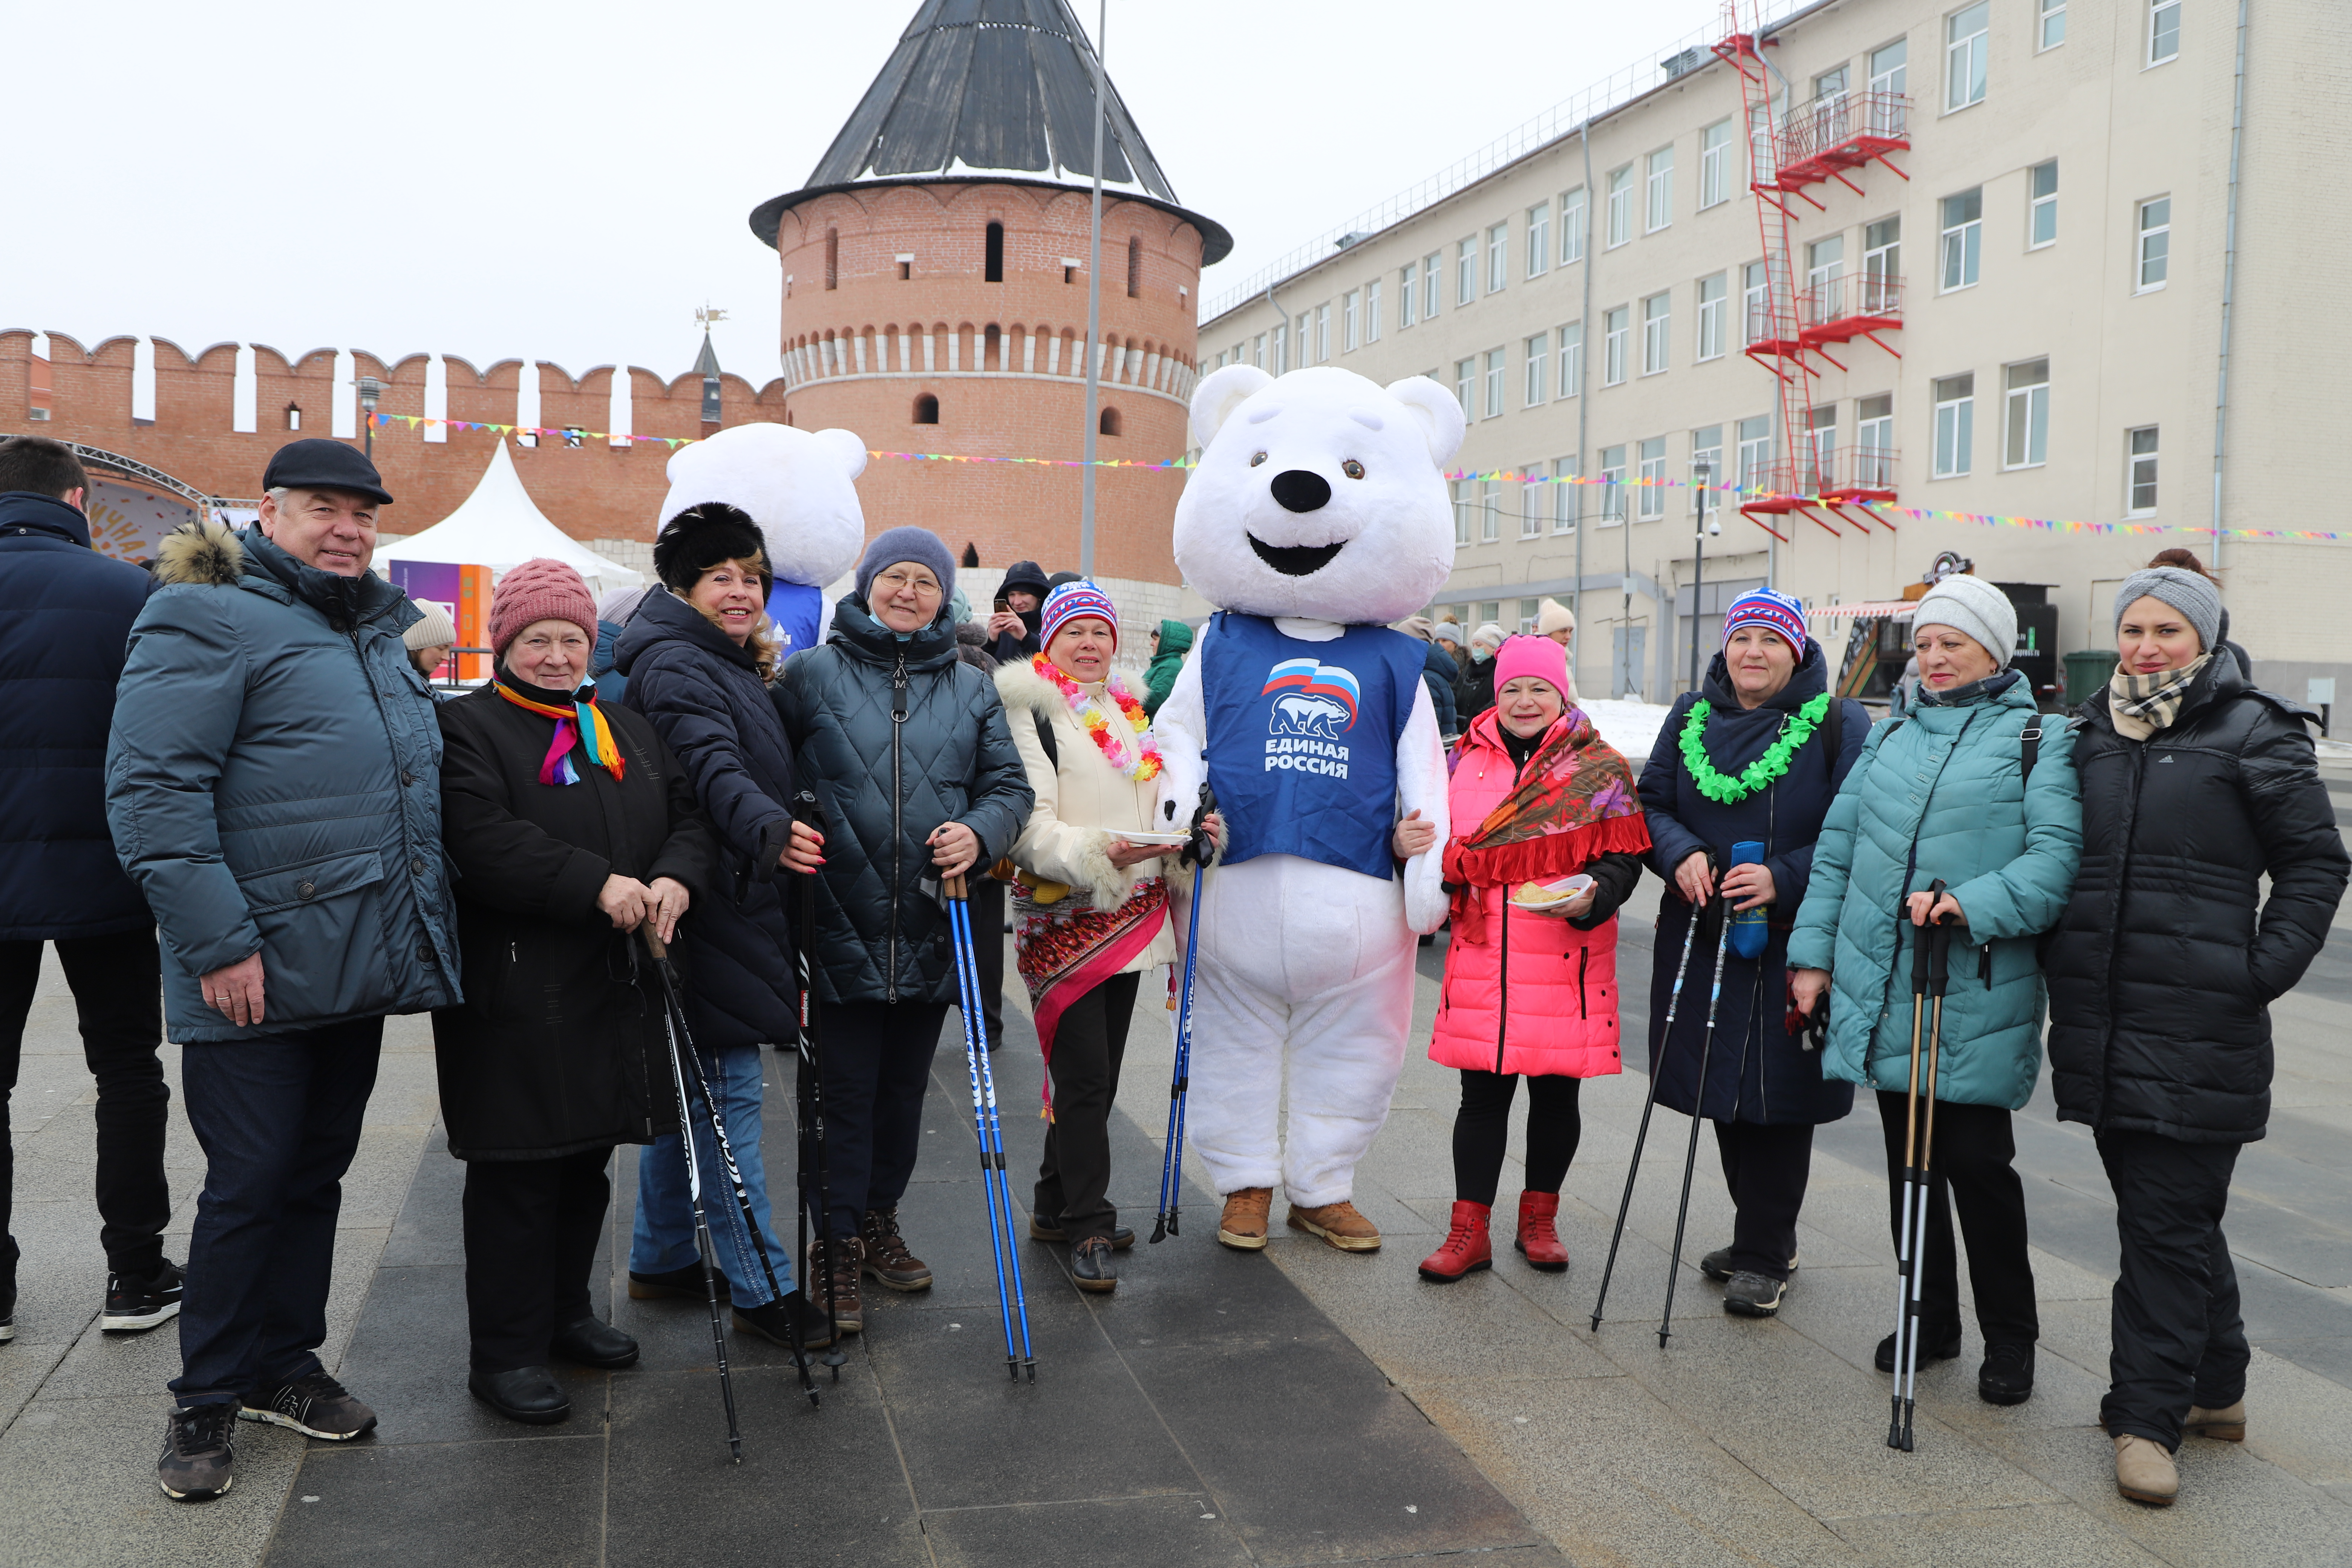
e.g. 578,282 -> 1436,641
2,804 -> 2350,1564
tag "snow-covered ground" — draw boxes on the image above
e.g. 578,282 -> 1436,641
1580,697 -> 1673,766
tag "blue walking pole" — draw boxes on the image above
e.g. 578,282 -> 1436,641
1152,859 -> 1205,1243
945,874 -> 1036,1382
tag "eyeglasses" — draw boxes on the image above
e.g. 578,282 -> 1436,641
873,570 -> 941,598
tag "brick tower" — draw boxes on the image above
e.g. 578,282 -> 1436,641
748,0 -> 1230,613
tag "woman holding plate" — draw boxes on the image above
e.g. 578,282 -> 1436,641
1418,634 -> 1649,1283
994,582 -> 1185,1294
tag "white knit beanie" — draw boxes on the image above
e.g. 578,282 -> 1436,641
1535,597 -> 1575,635
403,603 -> 457,651
1911,575 -> 2017,669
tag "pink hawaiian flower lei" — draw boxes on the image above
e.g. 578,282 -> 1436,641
1031,653 -> 1164,781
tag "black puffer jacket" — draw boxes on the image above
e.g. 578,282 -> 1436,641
2046,655 -> 2349,1143
617,588 -> 799,1049
432,675 -> 715,1160
773,597 -> 1034,1006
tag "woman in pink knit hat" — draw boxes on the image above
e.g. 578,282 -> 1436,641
1418,634 -> 1650,1283
431,557 -> 719,1424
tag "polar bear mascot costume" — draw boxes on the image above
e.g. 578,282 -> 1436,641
1154,364 -> 1462,1255
656,421 -> 869,655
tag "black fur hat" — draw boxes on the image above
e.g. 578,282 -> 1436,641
654,503 -> 770,595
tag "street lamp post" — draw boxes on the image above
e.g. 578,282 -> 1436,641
355,376 -> 383,462
1689,459 -> 1718,695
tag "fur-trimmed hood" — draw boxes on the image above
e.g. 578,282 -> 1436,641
153,519 -> 245,586
992,652 -> 1144,717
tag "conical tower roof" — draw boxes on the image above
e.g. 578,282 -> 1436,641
749,0 -> 1228,262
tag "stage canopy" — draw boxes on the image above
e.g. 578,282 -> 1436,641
374,442 -> 642,597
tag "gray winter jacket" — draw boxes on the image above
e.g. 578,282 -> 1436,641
106,522 -> 458,1042
773,597 -> 1033,1006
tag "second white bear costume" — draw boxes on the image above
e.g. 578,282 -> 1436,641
655,421 -> 869,657
1153,364 -> 1463,1250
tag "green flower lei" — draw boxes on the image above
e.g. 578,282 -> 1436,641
1680,692 -> 1833,803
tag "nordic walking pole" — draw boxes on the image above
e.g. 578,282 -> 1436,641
1152,855 -> 1207,1243
1591,871 -> 1709,1332
640,929 -> 742,1462
642,930 -> 811,1404
790,790 -> 845,1382
1658,891 -> 1734,1348
1885,878 -> 1941,1450
1896,893 -> 1958,1453
945,874 -> 1037,1381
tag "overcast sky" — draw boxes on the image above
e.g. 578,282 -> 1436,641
7,0 -> 1728,396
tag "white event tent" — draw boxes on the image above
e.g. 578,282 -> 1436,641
373,442 -> 642,597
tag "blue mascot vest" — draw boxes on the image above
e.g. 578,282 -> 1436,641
1201,612 -> 1425,880
766,581 -> 824,660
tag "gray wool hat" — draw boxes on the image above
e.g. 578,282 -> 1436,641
1911,574 -> 2018,669
854,525 -> 957,606
2114,566 -> 2222,652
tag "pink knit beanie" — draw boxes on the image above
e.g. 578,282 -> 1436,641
1491,633 -> 1570,702
489,557 -> 599,658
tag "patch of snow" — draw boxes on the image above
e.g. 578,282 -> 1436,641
1580,698 -> 1673,765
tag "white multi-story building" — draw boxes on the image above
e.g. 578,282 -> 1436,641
1199,0 -> 2350,707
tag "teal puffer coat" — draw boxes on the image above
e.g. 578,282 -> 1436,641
1787,674 -> 2082,1110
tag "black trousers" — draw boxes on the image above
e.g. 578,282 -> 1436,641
2098,1129 -> 2248,1449
1714,1121 -> 1815,1282
1452,1071 -> 1582,1209
970,877 -> 1008,1049
1875,1090 -> 2038,1344
1034,971 -> 1139,1243
463,1147 -> 613,1372
817,999 -> 948,1239
0,930 -> 172,1298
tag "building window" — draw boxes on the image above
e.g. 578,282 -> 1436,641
1521,487 -> 1543,539
2023,161 -> 2059,249
1271,323 -> 1287,375
1553,456 -> 1579,533
1933,373 -> 1974,477
1315,303 -> 1331,362
1343,289 -> 1360,352
1487,223 -> 1510,293
1399,263 -> 1418,328
1690,425 -> 1723,513
286,402 -> 303,430
1524,334 -> 1548,407
1559,322 -> 1583,398
1696,273 -> 1727,360
1603,306 -> 1630,385
1126,236 -> 1142,298
1481,481 -> 1502,542
1637,437 -> 1667,519
1100,407 -> 1122,436
1423,252 -> 1443,318
1747,100 -> 1776,191
1606,166 -> 1634,247
913,392 -> 939,424
1520,204 -> 1550,282
1940,188 -> 1983,290
1458,238 -> 1478,305
2137,197 -> 2170,289
825,227 -> 839,289
1455,358 -> 1477,418
1815,65 -> 1850,110
1946,2 -> 1989,111
1452,480 -> 1472,545
1743,260 -> 1769,344
1600,445 -> 1628,523
1736,415 -> 1772,495
1366,280 -> 1383,343
1851,395 -> 1890,490
1484,348 -> 1507,419
1869,40 -> 1907,135
1864,217 -> 1900,311
2148,0 -> 2180,64
1560,187 -> 1587,263
1809,405 -> 1838,489
2004,359 -> 2049,468
1645,147 -> 1674,233
1699,120 -> 1733,208
1642,292 -> 1671,375
985,222 -> 1004,282
2040,0 -> 2066,49
1806,234 -> 1846,309
2127,426 -> 2160,513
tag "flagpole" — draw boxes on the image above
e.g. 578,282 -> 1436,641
1079,0 -> 1108,578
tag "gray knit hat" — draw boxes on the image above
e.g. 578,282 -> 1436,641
1911,574 -> 2018,669
2113,566 -> 2221,652
854,525 -> 956,606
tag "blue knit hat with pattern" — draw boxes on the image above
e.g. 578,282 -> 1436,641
1039,580 -> 1120,651
1721,586 -> 1808,654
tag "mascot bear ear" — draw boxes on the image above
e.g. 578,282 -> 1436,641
812,426 -> 869,480
1189,364 -> 1274,451
1385,375 -> 1467,467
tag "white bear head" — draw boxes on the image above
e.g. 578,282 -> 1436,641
1173,365 -> 1464,624
657,423 -> 868,588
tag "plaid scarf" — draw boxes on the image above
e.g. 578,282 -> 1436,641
1443,706 -> 1650,941
2107,653 -> 2211,741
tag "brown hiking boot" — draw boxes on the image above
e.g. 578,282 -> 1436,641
2184,1400 -> 2246,1441
1217,1187 -> 1273,1251
2114,1433 -> 2179,1506
1287,1200 -> 1381,1252
809,1236 -> 864,1335
859,1207 -> 934,1292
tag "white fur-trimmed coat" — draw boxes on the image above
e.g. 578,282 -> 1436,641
994,657 -> 1182,974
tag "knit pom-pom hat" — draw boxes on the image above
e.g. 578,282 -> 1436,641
1039,580 -> 1119,651
489,558 -> 599,658
654,502 -> 770,596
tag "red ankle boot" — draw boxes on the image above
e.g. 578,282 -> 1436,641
1417,1200 -> 1493,1282
1516,1191 -> 1569,1272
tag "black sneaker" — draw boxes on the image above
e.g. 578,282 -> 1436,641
1876,1323 -> 1963,1374
1700,1246 -> 1798,1283
158,1403 -> 237,1500
629,1263 -> 728,1302
103,1260 -> 185,1332
1979,1341 -> 2035,1406
1722,1271 -> 1785,1317
1030,1216 -> 1136,1249
732,1289 -> 838,1351
1069,1238 -> 1118,1294
0,1307 -> 14,1344
238,1370 -> 377,1440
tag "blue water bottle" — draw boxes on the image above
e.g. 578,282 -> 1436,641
1727,840 -> 1770,959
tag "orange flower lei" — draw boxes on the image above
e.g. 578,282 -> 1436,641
1031,653 -> 1164,782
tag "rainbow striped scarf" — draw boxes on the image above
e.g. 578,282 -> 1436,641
496,682 -> 626,786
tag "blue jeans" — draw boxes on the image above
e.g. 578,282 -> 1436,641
630,1043 -> 791,1305
172,1018 -> 382,1406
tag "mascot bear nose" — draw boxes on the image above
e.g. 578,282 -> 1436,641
1270,469 -> 1332,513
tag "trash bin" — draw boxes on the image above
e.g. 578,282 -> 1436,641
2063,649 -> 2118,707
